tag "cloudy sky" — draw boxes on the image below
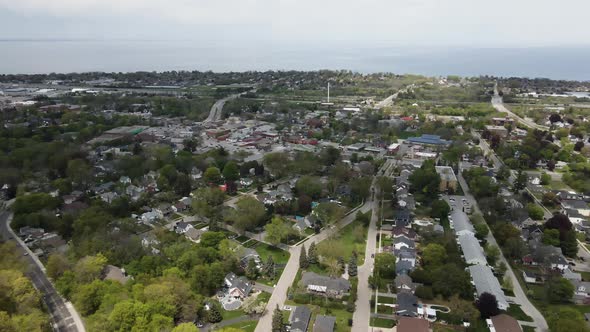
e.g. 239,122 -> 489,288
1,0 -> 589,47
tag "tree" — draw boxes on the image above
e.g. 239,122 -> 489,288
542,229 -> 561,246
295,176 -> 323,199
476,292 -> 500,318
307,243 -> 318,265
207,305 -> 223,323
204,167 -> 222,185
66,159 -> 92,188
348,252 -> 358,277
526,203 -> 545,220
222,161 -> 240,183
242,296 -> 266,315
46,253 -> 70,280
265,217 -> 293,245
263,256 -> 276,278
513,169 -> 527,192
409,159 -> 440,202
73,254 -> 108,283
546,277 -> 574,304
297,195 -> 312,214
321,146 -> 341,166
422,243 -> 447,266
231,196 -> 267,233
542,192 -> 558,206
174,173 -> 192,196
313,203 -> 345,226
548,307 -> 590,332
474,223 -> 489,240
549,113 -> 562,123
430,200 -> 450,220
374,253 -> 396,279
272,305 -> 285,332
540,172 -> 551,185
415,285 -> 434,300
325,258 -> 342,277
484,245 -> 500,266
299,245 -> 308,269
172,323 -> 200,332
264,153 -> 291,178
246,259 -> 259,279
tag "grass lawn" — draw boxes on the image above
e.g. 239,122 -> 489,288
506,304 -> 533,322
522,326 -> 536,332
254,243 -> 290,265
581,271 -> 590,282
303,306 -> 352,332
377,305 -> 394,314
375,294 -> 396,304
317,221 -> 367,265
370,317 -> 396,328
214,320 -> 257,332
221,307 -> 246,321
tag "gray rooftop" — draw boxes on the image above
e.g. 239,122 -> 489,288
313,315 -> 336,332
468,265 -> 508,309
458,233 -> 487,265
450,210 -> 474,234
290,306 -> 312,332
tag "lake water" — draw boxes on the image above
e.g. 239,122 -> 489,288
1,40 -> 589,80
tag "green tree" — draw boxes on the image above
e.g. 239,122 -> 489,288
422,243 -> 447,266
299,245 -> 309,269
246,259 -> 259,280
484,245 -> 500,266
272,305 -> 285,332
546,277 -> 574,304
548,307 -> 590,332
73,254 -> 108,283
207,305 -> 222,323
264,153 -> 292,178
313,202 -> 345,226
430,199 -> 450,220
204,167 -> 222,185
222,161 -> 240,182
265,217 -> 292,245
308,243 -> 318,265
172,322 -> 200,332
474,223 -> 489,240
409,159 -> 440,203
526,203 -> 545,220
513,169 -> 527,192
295,176 -> 323,199
374,253 -> 396,279
174,173 -> 192,196
263,256 -> 276,278
476,292 -> 500,319
540,172 -> 551,185
348,252 -> 358,277
542,229 -> 561,246
230,196 -> 267,233
46,253 -> 70,280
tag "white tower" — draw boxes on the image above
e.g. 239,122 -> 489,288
327,83 -> 330,103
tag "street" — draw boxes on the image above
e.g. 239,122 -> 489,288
491,84 -> 549,132
0,211 -> 85,332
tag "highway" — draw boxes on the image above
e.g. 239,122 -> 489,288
0,210 -> 86,332
491,84 -> 549,132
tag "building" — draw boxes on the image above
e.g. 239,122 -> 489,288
485,125 -> 509,138
224,273 -> 253,299
395,274 -> 416,293
489,314 -> 522,332
289,306 -> 312,332
396,292 -> 419,317
300,272 -> 351,298
458,233 -> 488,266
397,317 -> 429,332
561,200 -> 590,217
435,166 -> 458,192
406,134 -> 452,146
450,210 -> 475,235
468,265 -> 509,310
313,315 -> 336,332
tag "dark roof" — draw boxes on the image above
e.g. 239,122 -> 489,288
407,134 -> 452,146
396,291 -> 418,317
290,306 -> 312,332
313,315 -> 336,332
300,272 -> 351,293
396,260 -> 415,275
225,273 -> 253,296
397,317 -> 429,332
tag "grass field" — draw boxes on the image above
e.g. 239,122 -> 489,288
254,242 -> 290,265
214,320 -> 257,332
506,304 -> 533,322
370,317 -> 396,328
316,221 -> 368,265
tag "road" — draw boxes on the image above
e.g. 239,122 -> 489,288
375,84 -> 415,109
492,84 -> 549,132
0,211 -> 86,332
351,190 -> 379,332
205,90 -> 255,123
456,172 -> 548,332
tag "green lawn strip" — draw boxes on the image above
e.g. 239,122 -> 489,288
522,326 -> 536,332
309,307 -> 352,332
254,243 -> 290,265
506,304 -> 533,322
214,320 -> 257,332
377,304 -> 394,314
370,317 -> 396,328
581,271 -> 590,282
318,221 -> 368,265
221,307 -> 247,321
375,294 -> 396,304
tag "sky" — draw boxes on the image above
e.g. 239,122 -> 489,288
1,0 -> 590,47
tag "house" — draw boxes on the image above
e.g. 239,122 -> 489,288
396,260 -> 415,275
563,268 -> 582,282
484,125 -> 509,138
435,166 -> 458,192
561,200 -> 590,217
397,317 -> 429,332
185,228 -> 205,243
395,274 -> 416,292
119,176 -> 131,184
224,273 -> 253,299
172,201 -> 189,213
141,235 -> 160,254
293,216 -> 312,232
394,248 -> 417,266
574,281 -> 590,298
103,265 -> 132,284
19,226 -> 45,239
313,315 -> 336,332
406,134 -> 452,146
125,185 -> 143,201
240,178 -> 254,187
300,272 -> 351,298
289,306 -> 312,332
394,209 -> 413,228
468,265 -> 509,310
155,203 -> 173,217
140,210 -> 161,223
458,233 -> 488,266
489,314 -> 522,332
393,236 -> 415,250
392,227 -> 417,240
174,221 -> 194,234
396,291 -> 419,317
100,191 -> 118,204
522,271 -> 542,284
549,254 -> 569,272
238,247 -> 262,270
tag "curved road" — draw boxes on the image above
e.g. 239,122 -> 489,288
492,84 -> 549,132
0,210 -> 86,332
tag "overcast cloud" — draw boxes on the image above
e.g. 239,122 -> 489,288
1,0 -> 589,47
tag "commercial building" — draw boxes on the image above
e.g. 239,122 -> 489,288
435,166 -> 458,192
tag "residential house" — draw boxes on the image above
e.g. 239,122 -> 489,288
397,317 -> 429,332
563,268 -> 582,282
395,274 -> 416,293
393,236 -> 415,250
155,203 -> 173,218
185,228 -> 205,243
293,216 -> 312,232
19,227 -> 45,240
489,314 -> 522,332
239,247 -> 262,270
313,315 -> 336,332
103,265 -> 132,284
468,265 -> 509,310
549,254 -> 569,272
289,306 -> 312,332
522,271 -> 543,284
392,227 -> 417,240
141,234 -> 160,254
300,272 -> 351,298
100,191 -> 118,204
224,273 -> 253,299
394,248 -> 417,266
574,281 -> 590,299
119,176 -> 131,185
174,221 -> 194,234
561,200 -> 590,217
396,291 -> 419,317
240,178 -> 254,187
396,260 -> 415,275
394,209 -> 413,228
140,210 -> 161,223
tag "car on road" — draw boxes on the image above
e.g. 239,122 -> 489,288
23,252 -> 29,256
449,198 -> 456,202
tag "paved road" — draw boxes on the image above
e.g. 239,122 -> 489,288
352,191 -> 379,332
205,90 -> 255,123
0,211 -> 86,332
375,84 -> 415,109
492,84 -> 549,132
456,173 -> 548,332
